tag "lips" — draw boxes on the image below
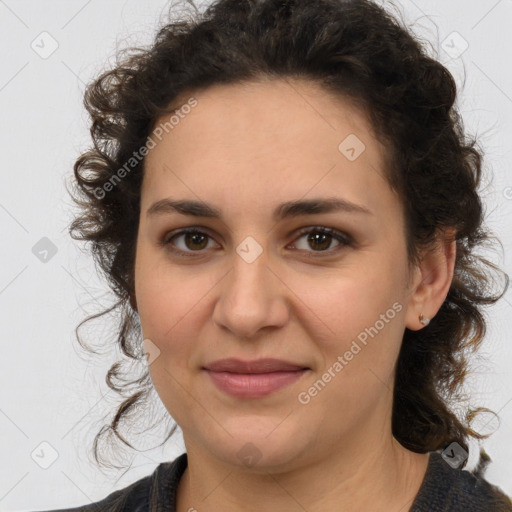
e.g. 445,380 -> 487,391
202,358 -> 310,398
202,358 -> 308,374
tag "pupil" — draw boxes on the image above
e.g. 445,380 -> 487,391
187,233 -> 207,250
309,232 -> 330,251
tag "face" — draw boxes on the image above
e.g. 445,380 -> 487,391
134,78 -> 417,472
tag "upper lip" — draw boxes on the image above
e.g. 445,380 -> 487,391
203,358 -> 309,374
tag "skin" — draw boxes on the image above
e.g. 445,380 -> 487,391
133,77 -> 456,512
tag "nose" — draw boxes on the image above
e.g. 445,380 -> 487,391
211,243 -> 289,339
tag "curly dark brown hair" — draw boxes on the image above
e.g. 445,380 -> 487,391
67,0 -> 509,479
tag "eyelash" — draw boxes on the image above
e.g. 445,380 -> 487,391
160,226 -> 353,258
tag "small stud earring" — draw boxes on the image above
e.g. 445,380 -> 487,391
419,313 -> 430,326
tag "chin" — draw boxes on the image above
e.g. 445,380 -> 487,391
203,419 -> 312,473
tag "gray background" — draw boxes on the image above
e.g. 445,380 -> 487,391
1,0 -> 511,510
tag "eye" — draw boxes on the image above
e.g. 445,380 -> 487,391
289,226 -> 353,256
161,228 -> 218,256
160,226 -> 353,257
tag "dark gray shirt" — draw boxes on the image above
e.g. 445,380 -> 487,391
34,451 -> 512,511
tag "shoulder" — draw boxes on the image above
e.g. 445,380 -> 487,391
411,451 -> 512,512
31,453 -> 188,512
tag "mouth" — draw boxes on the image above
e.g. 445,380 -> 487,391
202,358 -> 310,398
203,357 -> 309,373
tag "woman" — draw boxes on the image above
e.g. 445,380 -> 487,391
40,0 -> 511,510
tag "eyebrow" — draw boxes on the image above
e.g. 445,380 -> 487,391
146,197 -> 373,221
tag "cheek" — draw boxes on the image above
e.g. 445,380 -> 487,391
137,277 -> 204,353
292,261 -> 404,344
135,262 -> 208,422
294,266 -> 407,404
298,277 -> 405,421
135,241 -> 210,328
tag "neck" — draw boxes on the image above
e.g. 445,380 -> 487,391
176,431 -> 429,512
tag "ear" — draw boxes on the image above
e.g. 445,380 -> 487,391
404,228 -> 456,331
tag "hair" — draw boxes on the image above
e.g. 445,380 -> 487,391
68,0 -> 509,480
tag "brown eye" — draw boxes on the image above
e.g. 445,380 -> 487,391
161,226 -> 352,258
179,231 -> 209,250
162,228 -> 217,256
291,227 -> 352,255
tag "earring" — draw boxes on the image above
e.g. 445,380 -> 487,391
419,313 -> 430,326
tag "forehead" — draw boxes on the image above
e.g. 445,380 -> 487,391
141,78 -> 395,218
151,77 -> 380,153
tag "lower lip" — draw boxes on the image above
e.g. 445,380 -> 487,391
204,369 -> 309,398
